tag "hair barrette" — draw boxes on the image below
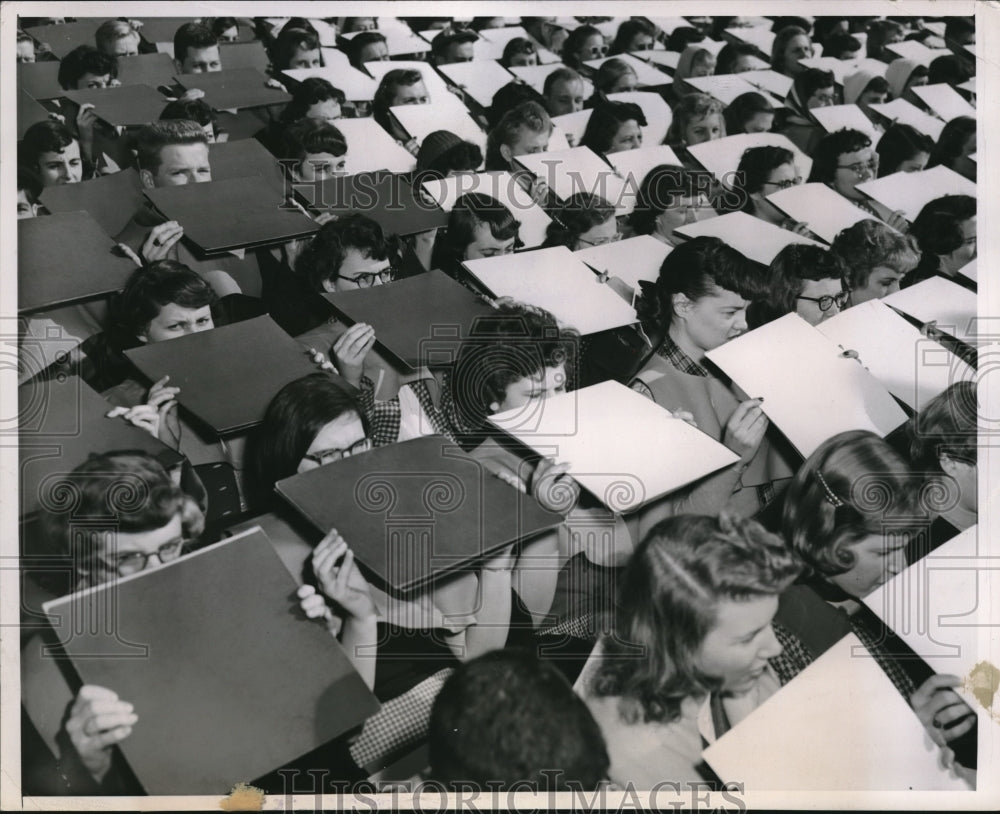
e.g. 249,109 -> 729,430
815,471 -> 845,508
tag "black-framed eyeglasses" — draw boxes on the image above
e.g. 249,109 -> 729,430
338,266 -> 397,288
797,291 -> 849,312
302,437 -> 372,466
96,537 -> 192,577
576,231 -> 622,248
762,176 -> 803,191
836,156 -> 879,177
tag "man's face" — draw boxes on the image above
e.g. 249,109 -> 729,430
144,143 -> 212,188
306,99 -> 343,124
37,140 -> 83,187
179,45 -> 222,74
546,78 -> 585,115
140,303 -> 214,343
17,39 -> 36,63
85,514 -> 184,586
392,80 -> 430,105
503,126 -> 550,164
107,34 -> 140,57
609,119 -> 642,153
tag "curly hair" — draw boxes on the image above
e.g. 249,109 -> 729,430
807,128 -> 872,184
749,244 -> 846,328
590,513 -> 801,724
279,118 -> 347,168
782,431 -> 922,578
542,192 -> 616,248
18,120 -> 77,174
733,145 -> 796,203
113,260 -> 217,338
485,100 -> 552,170
636,236 -> 758,333
438,192 -> 522,270
831,219 -> 919,291
278,77 -> 346,126
58,44 -> 118,89
372,68 -> 426,131
665,93 -> 725,148
295,213 -> 394,291
908,381 -> 978,472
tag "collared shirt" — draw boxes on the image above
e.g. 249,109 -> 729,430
657,332 -> 709,377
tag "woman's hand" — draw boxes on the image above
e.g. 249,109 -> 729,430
531,457 -> 581,514
401,137 -> 420,156
75,103 -> 98,146
911,674 -> 977,747
723,398 -> 768,463
105,404 -> 161,438
296,583 -> 342,636
64,685 -> 137,783
528,176 -> 550,206
885,210 -> 910,233
311,529 -> 378,623
787,220 -> 813,238
331,323 -> 376,387
176,88 -> 205,102
141,221 -> 184,263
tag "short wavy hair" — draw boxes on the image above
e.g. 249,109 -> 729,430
113,260 -> 217,339
807,128 -> 872,184
58,44 -> 118,90
782,430 -> 922,578
295,213 -> 394,291
831,219 -> 919,291
908,381 -> 978,472
749,244 -> 846,327
665,93 -> 725,147
542,192 -> 616,248
485,100 -> 552,169
628,164 -> 704,236
734,145 -> 796,202
591,513 -> 801,724
439,192 -> 522,269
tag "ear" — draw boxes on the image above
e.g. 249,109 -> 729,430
136,330 -> 149,344
139,168 -> 156,189
939,453 -> 959,476
672,292 -> 694,317
290,162 -> 305,182
321,277 -> 338,293
173,58 -> 184,75
499,143 -> 513,164
489,400 -> 501,413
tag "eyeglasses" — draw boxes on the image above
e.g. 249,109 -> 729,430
96,537 -> 192,577
576,232 -> 622,248
302,437 -> 372,466
338,266 -> 397,288
797,291 -> 849,312
762,176 -> 803,191
837,156 -> 879,177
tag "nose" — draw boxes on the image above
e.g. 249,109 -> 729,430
759,625 -> 783,660
733,312 -> 748,333
886,280 -> 900,296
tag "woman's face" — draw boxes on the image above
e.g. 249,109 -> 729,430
683,113 -> 724,146
288,46 -> 322,71
744,111 -> 774,133
694,596 -> 784,695
358,41 -> 389,63
960,132 -> 976,159
941,216 -> 977,270
783,35 -> 813,74
851,264 -> 904,305
141,302 -> 214,343
675,285 -> 750,352
731,54 -> 758,73
573,215 -> 619,249
654,194 -> 717,243
608,119 -> 643,152
628,32 -> 654,52
795,277 -> 845,326
297,412 -> 369,473
609,70 -> 638,94
547,78 -> 585,115
296,150 -> 347,182
902,74 -> 928,105
306,98 -> 343,124
895,150 -> 929,173
490,364 -> 567,414
509,50 -> 538,68
828,532 -> 908,599
86,514 -> 184,587
807,85 -> 837,109
465,222 -> 517,260
857,88 -> 887,114
832,145 -> 878,200
690,52 -> 717,78
577,33 -> 608,63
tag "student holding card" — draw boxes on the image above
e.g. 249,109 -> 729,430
542,68 -> 586,116
867,19 -> 907,64
808,128 -> 909,231
875,123 -> 933,175
483,102 -> 553,203
885,58 -> 929,108
430,27 -> 478,66
345,31 -> 389,68
903,195 -> 976,290
255,77 -> 345,154
749,244 -> 848,328
522,17 -> 568,57
277,118 -> 348,181
716,42 -> 761,76
771,25 -> 813,77
608,19 -> 655,55
432,192 -> 521,281
541,192 -> 618,250
57,44 -> 119,90
266,26 -> 322,71
17,167 -> 42,219
372,69 -> 430,153
172,22 -> 222,76
17,29 -> 38,62
160,98 -> 221,142
500,37 -> 539,68
561,24 -> 606,71
927,116 -> 976,182
671,45 -> 718,98
580,101 -> 646,155
723,92 -> 776,135
844,70 -> 890,131
413,129 -> 483,183
577,513 -> 801,786
628,164 -> 719,246
906,381 -> 977,542
19,120 -> 90,187
586,59 -> 639,107
777,68 -> 836,155
831,219 -> 919,305
664,94 -> 726,165
631,237 -> 794,516
732,146 -> 811,234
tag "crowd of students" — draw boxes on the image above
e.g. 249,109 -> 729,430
14,12 -> 981,797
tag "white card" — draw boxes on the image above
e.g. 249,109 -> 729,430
705,313 -> 908,457
509,64 -> 594,98
390,102 -> 487,154
688,132 -> 813,190
515,146 -> 625,207
606,144 -> 684,215
674,211 -> 823,266
883,276 -> 979,345
684,73 -> 761,107
886,40 -> 949,67
911,83 -> 976,123
810,104 -> 880,139
817,299 -> 975,410
488,380 -> 739,512
462,246 -> 638,336
703,634 -> 973,790
583,53 -> 671,88
282,65 -> 378,102
437,60 -> 516,108
333,118 -> 416,173
856,166 -> 976,223
606,91 -> 673,145
574,234 -> 672,290
868,98 -> 946,141
741,68 -> 794,99
765,182 -> 881,244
